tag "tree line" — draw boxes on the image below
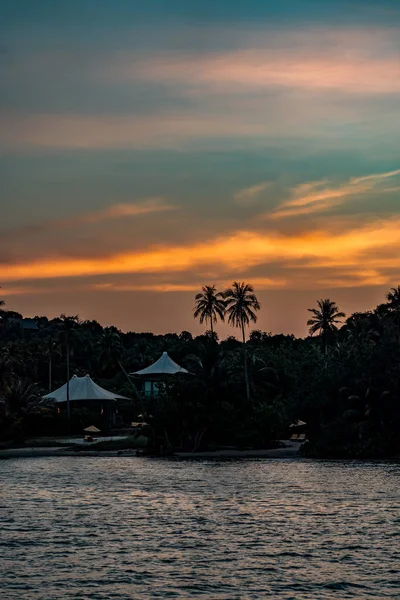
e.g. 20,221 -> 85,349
0,284 -> 399,458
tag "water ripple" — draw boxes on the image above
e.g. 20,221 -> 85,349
0,457 -> 399,599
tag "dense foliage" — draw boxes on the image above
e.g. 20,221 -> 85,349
0,286 -> 399,458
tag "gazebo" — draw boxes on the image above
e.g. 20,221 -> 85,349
131,351 -> 189,397
43,374 -> 129,424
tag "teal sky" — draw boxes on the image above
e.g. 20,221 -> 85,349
0,0 -> 399,336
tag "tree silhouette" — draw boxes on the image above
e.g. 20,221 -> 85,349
387,285 -> 400,309
307,299 -> 345,354
224,282 -> 260,400
59,315 -> 80,421
386,285 -> 400,339
0,295 -> 6,329
193,285 -> 226,334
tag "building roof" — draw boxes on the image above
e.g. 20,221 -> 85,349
131,351 -> 189,376
43,374 -> 129,403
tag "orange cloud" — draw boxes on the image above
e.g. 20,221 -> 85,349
2,218 -> 400,290
0,286 -> 34,297
90,276 -> 287,293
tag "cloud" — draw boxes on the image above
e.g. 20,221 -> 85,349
0,198 -> 175,237
132,52 -> 400,95
63,197 -> 175,225
234,182 -> 271,205
3,97 -> 397,152
270,169 -> 400,219
90,275 -> 287,293
0,112 -> 266,150
0,286 -> 33,297
2,216 -> 400,293
105,26 -> 400,96
1,26 -> 399,152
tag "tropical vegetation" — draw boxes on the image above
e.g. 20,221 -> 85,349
0,283 -> 399,459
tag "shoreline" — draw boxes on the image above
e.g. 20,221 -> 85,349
0,441 -> 302,459
1,446 -> 398,460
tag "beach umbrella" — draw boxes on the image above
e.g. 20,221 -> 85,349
84,425 -> 101,433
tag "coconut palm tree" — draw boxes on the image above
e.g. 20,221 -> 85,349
345,313 -> 378,346
98,327 -> 123,372
98,327 -> 141,402
386,285 -> 400,309
193,285 -> 226,334
0,296 -> 6,331
224,282 -> 260,400
44,336 -> 62,393
307,299 -> 345,354
59,314 -> 80,421
386,285 -> 400,340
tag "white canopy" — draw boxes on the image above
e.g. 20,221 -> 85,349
132,352 -> 189,376
43,375 -> 129,403
289,420 -> 307,428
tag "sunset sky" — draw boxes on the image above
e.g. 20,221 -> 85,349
1,0 -> 399,337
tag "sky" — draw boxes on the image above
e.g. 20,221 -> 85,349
0,0 -> 399,337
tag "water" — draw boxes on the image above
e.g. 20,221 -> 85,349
1,458 -> 399,599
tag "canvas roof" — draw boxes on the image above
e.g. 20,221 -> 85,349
132,352 -> 189,376
43,374 -> 129,403
289,420 -> 307,428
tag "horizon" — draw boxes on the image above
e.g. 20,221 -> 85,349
1,284 -> 393,339
1,0 -> 399,338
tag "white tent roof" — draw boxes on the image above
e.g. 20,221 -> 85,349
43,375 -> 129,403
289,420 -> 307,428
132,352 -> 189,376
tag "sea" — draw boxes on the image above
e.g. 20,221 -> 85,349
1,457 -> 399,599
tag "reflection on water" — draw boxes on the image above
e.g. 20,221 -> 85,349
1,458 -> 399,599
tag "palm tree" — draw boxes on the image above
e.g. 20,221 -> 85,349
59,314 -> 80,421
44,336 -> 62,393
98,328 -> 141,402
345,313 -> 378,346
386,285 -> 400,340
224,282 -> 260,400
98,327 -> 123,372
193,285 -> 226,334
0,296 -> 6,330
386,285 -> 400,309
307,299 -> 345,354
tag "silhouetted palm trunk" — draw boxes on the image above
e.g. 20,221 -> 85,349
66,336 -> 70,422
48,354 -> 52,392
117,359 -> 145,412
242,320 -> 250,401
323,330 -> 328,355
